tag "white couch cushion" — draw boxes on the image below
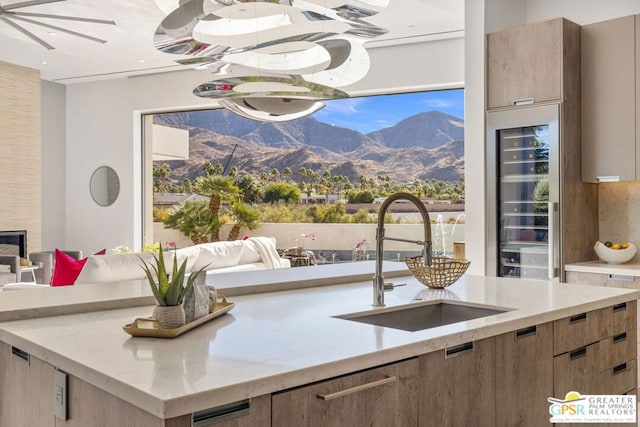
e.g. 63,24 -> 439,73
239,239 -> 262,264
76,252 -> 173,284
194,240 -> 245,271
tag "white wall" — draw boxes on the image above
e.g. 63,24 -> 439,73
57,37 -> 465,255
41,81 -> 66,250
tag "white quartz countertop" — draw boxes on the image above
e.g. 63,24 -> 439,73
565,260 -> 640,276
0,274 -> 637,419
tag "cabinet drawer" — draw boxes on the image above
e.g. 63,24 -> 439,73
598,330 -> 637,372
272,358 -> 418,427
554,311 -> 605,355
601,300 -> 637,337
598,359 -> 637,395
553,343 -> 600,396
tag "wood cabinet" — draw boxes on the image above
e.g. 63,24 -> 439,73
495,323 -> 553,427
486,17 -> 598,277
418,337 -> 495,426
486,18 -> 577,109
553,301 -> 637,398
581,15 -> 638,182
0,342 -> 55,427
1,301 -> 636,426
566,270 -> 640,290
271,358 -> 418,427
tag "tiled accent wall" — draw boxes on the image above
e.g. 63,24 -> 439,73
598,182 -> 640,263
0,60 -> 42,255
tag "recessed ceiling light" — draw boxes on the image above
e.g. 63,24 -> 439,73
138,59 -> 146,63
41,61 -> 47,65
48,32 -> 57,36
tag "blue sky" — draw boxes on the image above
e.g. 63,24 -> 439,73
312,88 -> 464,134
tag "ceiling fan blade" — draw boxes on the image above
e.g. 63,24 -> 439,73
9,15 -> 108,43
8,11 -> 115,25
1,0 -> 64,11
0,15 -> 54,49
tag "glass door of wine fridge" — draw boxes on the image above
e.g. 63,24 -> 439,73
487,104 -> 560,280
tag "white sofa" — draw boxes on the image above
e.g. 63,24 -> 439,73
2,237 -> 289,289
76,237 -> 289,285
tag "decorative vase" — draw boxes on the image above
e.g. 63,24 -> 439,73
183,273 -> 210,323
152,305 -> 186,329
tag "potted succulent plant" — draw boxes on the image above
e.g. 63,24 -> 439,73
139,247 -> 205,329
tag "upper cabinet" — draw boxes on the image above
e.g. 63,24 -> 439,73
486,18 -> 577,109
581,15 -> 638,182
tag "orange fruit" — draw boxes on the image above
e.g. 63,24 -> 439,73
611,243 -> 621,250
622,242 -> 630,249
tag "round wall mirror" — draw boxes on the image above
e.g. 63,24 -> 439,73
90,166 -> 120,207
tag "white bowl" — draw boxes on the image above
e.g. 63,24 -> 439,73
594,241 -> 637,264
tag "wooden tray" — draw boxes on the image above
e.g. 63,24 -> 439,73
123,297 -> 235,338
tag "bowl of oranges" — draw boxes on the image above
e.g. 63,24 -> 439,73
594,241 -> 637,264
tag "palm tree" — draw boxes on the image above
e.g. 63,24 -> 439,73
194,175 -> 241,241
227,202 -> 261,241
153,164 -> 171,192
283,167 -> 292,182
162,201 -> 216,244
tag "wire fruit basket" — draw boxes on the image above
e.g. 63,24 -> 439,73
405,256 -> 470,288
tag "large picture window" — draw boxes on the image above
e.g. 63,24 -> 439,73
142,88 -> 464,266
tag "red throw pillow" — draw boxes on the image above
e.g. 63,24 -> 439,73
51,249 -> 88,287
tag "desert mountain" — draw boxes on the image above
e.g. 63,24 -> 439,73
153,109 -> 464,184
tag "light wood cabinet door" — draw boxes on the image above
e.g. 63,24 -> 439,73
495,323 -> 553,427
0,342 -> 55,427
487,19 -> 563,109
581,15 -> 636,182
271,358 -> 418,427
553,343 -> 601,397
553,309 -> 606,356
418,337 -> 495,427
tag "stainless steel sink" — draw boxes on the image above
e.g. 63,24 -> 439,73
335,302 -> 510,332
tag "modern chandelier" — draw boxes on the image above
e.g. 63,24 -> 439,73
154,0 -> 389,122
0,0 -> 115,50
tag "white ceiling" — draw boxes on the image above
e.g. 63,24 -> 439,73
0,0 -> 464,84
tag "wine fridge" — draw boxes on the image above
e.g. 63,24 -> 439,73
487,104 -> 560,280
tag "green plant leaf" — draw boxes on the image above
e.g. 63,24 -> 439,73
139,256 -> 166,305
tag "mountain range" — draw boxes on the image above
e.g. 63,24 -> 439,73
153,108 -> 464,184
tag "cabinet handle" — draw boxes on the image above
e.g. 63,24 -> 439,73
193,400 -> 250,426
596,176 -> 620,183
569,313 -> 587,324
445,342 -> 474,359
11,346 -> 29,363
609,275 -> 634,282
613,332 -> 627,343
316,376 -> 397,401
613,363 -> 627,375
516,325 -> 537,339
569,347 -> 587,360
512,97 -> 533,106
613,302 -> 627,312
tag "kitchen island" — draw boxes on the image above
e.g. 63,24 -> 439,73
0,271 -> 637,426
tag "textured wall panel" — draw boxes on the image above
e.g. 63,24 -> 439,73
0,60 -> 42,255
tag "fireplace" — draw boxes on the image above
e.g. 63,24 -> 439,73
0,230 -> 27,258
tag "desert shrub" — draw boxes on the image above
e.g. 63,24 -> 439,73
351,208 -> 375,224
307,202 -> 348,223
153,207 -> 170,223
262,182 -> 301,203
261,203 -> 312,223
347,189 -> 375,204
